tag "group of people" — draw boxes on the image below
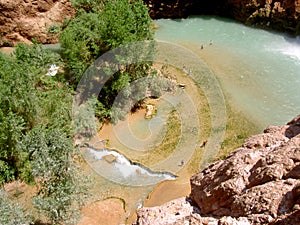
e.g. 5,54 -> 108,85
181,40 -> 213,76
178,140 -> 207,166
200,39 -> 213,50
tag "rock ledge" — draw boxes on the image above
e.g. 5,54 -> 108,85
137,115 -> 300,225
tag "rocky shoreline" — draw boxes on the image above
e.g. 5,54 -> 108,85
0,0 -> 299,47
144,0 -> 300,35
136,115 -> 300,224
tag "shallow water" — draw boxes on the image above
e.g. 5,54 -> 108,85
155,16 -> 300,127
84,148 -> 176,186
82,17 -> 300,220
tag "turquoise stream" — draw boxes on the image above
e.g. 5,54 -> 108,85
84,16 -> 300,218
155,16 -> 300,127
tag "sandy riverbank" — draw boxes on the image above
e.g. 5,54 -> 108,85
0,42 -> 260,225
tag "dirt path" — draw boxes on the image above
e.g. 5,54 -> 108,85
78,198 -> 126,225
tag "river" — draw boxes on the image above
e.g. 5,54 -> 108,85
155,16 -> 300,128
3,15 -> 298,223
86,16 -> 300,223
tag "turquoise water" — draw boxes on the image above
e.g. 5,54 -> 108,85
155,16 -> 300,127
75,17 -> 300,217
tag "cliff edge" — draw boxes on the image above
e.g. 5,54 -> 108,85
145,0 -> 300,34
1,0 -> 299,47
136,115 -> 300,225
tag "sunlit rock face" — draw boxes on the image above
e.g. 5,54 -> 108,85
0,0 -> 75,46
137,115 -> 300,225
0,0 -> 299,47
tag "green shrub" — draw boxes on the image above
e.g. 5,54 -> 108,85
0,190 -> 32,225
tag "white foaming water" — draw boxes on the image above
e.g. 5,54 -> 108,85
155,16 -> 300,126
85,148 -> 176,186
274,37 -> 300,63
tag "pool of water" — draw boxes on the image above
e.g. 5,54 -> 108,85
78,16 -> 300,220
155,16 -> 300,127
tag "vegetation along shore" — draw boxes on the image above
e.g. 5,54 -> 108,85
0,0 -> 299,225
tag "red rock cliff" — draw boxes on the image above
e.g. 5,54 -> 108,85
0,0 -> 74,46
145,0 -> 300,34
137,115 -> 300,225
0,0 -> 299,46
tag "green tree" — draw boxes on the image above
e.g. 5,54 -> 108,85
0,43 -> 65,184
60,0 -> 155,123
22,127 -> 88,225
100,0 -> 153,49
60,0 -> 154,85
60,12 -> 105,84
0,51 -> 38,183
0,43 -> 87,224
73,98 -> 98,138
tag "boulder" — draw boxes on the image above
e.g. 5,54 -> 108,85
136,197 -> 252,225
144,0 -> 300,34
0,0 -> 75,46
136,115 -> 300,224
102,154 -> 118,164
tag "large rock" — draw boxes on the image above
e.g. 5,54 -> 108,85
0,0 -> 75,46
144,0 -> 300,34
190,115 -> 300,224
136,115 -> 300,224
137,197 -> 252,225
224,0 -> 300,34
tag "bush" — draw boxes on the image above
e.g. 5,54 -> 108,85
0,43 -> 87,224
22,128 -> 88,225
0,190 -> 32,225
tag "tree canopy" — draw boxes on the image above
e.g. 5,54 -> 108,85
60,0 -> 157,124
0,0 -> 159,224
0,44 -> 86,224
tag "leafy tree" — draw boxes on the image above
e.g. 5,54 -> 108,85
100,0 -> 154,49
60,0 -> 155,123
0,43 -> 67,184
14,41 -> 62,70
22,127 -> 88,225
0,43 -> 87,224
73,98 -> 98,138
60,0 -> 154,84
0,52 -> 38,183
59,12 -> 105,84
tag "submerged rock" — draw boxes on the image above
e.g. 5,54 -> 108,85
102,154 -> 118,164
136,115 -> 300,224
145,104 -> 156,119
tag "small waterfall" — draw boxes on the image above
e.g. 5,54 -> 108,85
83,148 -> 176,186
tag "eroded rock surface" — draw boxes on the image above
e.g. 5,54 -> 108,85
0,0 -> 74,46
137,115 -> 300,224
1,0 -> 299,47
144,0 -> 300,34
